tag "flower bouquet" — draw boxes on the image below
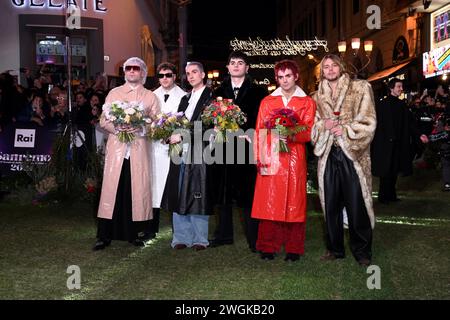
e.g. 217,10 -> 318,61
102,101 -> 152,143
35,176 -> 58,195
148,111 -> 191,158
264,108 -> 307,153
201,97 -> 247,143
33,176 -> 58,206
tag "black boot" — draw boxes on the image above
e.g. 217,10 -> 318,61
93,239 -> 111,251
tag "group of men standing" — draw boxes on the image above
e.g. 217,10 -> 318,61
92,51 -> 387,267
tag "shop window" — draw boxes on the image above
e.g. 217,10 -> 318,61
36,34 -> 87,82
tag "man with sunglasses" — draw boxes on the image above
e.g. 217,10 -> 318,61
94,57 -> 160,250
142,62 -> 186,240
210,51 -> 268,253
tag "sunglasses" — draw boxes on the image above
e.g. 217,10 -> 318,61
124,65 -> 141,72
157,73 -> 173,79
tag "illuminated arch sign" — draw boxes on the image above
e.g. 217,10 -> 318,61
230,36 -> 328,57
10,0 -> 107,12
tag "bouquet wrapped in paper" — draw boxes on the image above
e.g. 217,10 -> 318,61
264,108 -> 307,153
102,101 -> 152,143
148,111 -> 191,158
201,97 -> 247,143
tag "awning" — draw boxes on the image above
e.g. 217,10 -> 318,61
367,59 -> 413,82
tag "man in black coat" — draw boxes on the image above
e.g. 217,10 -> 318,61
371,78 -> 428,203
161,61 -> 214,250
210,51 -> 268,252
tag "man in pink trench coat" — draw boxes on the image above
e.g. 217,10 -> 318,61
93,57 -> 160,250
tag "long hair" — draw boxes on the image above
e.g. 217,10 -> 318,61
319,54 -> 347,81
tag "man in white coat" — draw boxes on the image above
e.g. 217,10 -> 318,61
140,62 -> 186,240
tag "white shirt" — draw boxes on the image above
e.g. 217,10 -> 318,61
231,78 -> 245,91
185,85 -> 206,121
153,85 -> 186,114
271,85 -> 307,107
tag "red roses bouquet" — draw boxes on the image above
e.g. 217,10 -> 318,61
201,97 -> 247,143
264,108 -> 306,153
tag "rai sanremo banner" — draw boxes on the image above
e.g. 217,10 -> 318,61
0,123 -> 57,175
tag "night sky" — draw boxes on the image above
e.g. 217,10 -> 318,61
189,0 -> 278,76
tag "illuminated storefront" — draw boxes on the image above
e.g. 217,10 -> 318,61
423,3 -> 450,79
0,0 -> 176,86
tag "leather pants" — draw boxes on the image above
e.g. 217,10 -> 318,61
324,146 -> 372,261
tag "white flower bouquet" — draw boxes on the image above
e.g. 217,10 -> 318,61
103,101 -> 152,143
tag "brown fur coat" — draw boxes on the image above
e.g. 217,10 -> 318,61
311,73 -> 377,228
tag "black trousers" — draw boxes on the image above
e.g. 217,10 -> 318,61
212,162 -> 258,249
378,175 -> 398,202
212,205 -> 259,249
324,147 -> 372,261
97,159 -> 150,242
148,208 -> 160,234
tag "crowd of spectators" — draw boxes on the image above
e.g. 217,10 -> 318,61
2,66 -> 450,191
0,67 -> 110,152
408,84 -> 450,191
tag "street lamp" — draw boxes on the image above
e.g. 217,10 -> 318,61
207,70 -> 220,88
338,38 -> 373,78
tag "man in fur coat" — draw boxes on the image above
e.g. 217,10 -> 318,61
311,54 -> 376,267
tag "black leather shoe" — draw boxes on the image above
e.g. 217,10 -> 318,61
132,239 -> 146,247
250,247 -> 260,254
93,239 -> 111,251
284,253 -> 300,262
358,258 -> 371,267
137,231 -> 156,241
209,239 -> 233,248
320,251 -> 344,261
260,252 -> 275,260
192,244 -> 207,251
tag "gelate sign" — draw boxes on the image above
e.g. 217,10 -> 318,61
11,0 -> 107,12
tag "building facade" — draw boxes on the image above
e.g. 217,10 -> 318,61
0,0 -> 180,87
276,0 -> 449,96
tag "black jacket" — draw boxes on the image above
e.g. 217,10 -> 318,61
214,76 -> 268,130
213,76 -> 268,207
161,86 -> 214,215
371,95 -> 419,177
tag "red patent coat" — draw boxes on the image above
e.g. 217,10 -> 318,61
251,88 -> 316,222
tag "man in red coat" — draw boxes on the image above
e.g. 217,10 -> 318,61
251,60 -> 316,261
